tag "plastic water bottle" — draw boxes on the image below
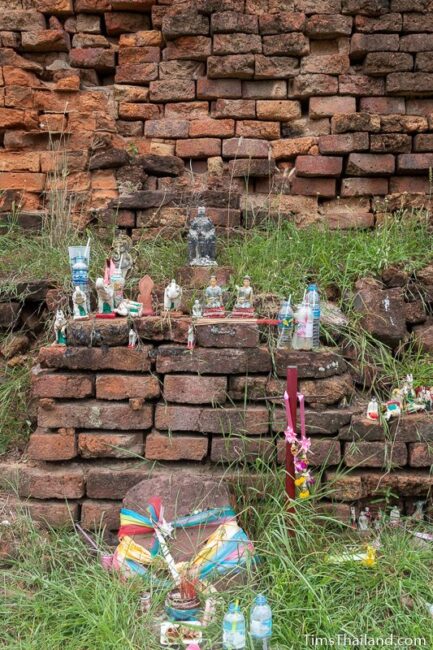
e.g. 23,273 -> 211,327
72,257 -> 89,309
307,283 -> 320,349
277,297 -> 294,349
250,594 -> 272,649
223,602 -> 246,650
292,299 -> 313,350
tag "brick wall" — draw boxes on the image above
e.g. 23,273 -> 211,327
1,0 -> 433,233
3,316 -> 433,529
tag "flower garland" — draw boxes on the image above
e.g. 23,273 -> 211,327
283,391 -> 314,499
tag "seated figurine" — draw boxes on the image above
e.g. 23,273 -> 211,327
232,275 -> 255,318
192,299 -> 202,319
95,277 -> 115,318
203,275 -> 225,318
53,309 -> 67,346
72,286 -> 89,320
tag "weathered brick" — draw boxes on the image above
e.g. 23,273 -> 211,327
78,432 -> 144,458
176,138 -> 221,158
414,134 -> 433,152
242,80 -> 287,98
324,471 -> 365,500
211,11 -> 258,33
290,74 -> 338,97
38,400 -> 153,430
390,176 -> 431,193
165,36 -> 212,61
111,0 -> 155,9
149,80 -> 195,102
213,33 -> 262,55
163,375 -> 227,404
387,73 -> 433,95
27,429 -> 77,461
341,177 -> 388,196
319,132 -> 370,154
403,13 -> 433,33
408,442 -> 433,467
236,120 -> 280,139
189,118 -> 235,137
144,119 -> 189,138
360,97 -> 405,114
118,46 -> 160,65
291,176 -> 336,197
86,465 -> 153,499
156,345 -> 271,374
340,415 -> 387,441
197,77 -> 242,98
15,464 -> 85,499
160,61 -> 205,79
294,0 -> 344,12
256,99 -> 300,121
165,101 -> 209,120
223,137 -> 270,157
228,159 -> 276,177
259,12 -> 306,34
397,153 -> 433,173
338,74 -> 385,95
364,52 -> 413,75
306,14 -> 352,37
416,52 -> 433,72
212,98 -> 256,118
104,12 -> 150,35
310,96 -> 355,118
0,172 -> 45,192
212,436 -> 275,463
354,13 -> 401,32
208,54 -> 255,79
302,53 -> 349,74
155,403 -> 270,434
17,498 -> 79,527
275,348 -> 347,378
324,211 -> 374,229
400,34 -> 433,53
273,406 -> 354,435
381,114 -> 428,133
300,374 -> 354,406
70,47 -> 115,70
146,432 -> 208,461
370,134 -> 411,153
0,151 -> 40,172
344,441 -> 407,468
350,33 -> 399,57
296,155 -> 343,177
115,63 -> 158,85
81,500 -> 121,529
0,10 -> 46,31
271,137 -> 317,159
21,29 -> 70,52
278,437 -> 341,466
255,55 -> 299,79
35,0 -> 74,13
95,375 -> 160,400
346,153 -> 395,175
118,102 -> 161,121
262,33 -> 309,56
162,6 -> 209,39
342,0 -> 390,15
32,372 -> 94,398
332,113 -> 381,134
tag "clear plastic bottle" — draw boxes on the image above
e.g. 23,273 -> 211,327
72,257 -> 89,310
223,602 -> 246,650
277,297 -> 294,349
250,594 -> 272,650
307,283 -> 320,349
292,300 -> 313,350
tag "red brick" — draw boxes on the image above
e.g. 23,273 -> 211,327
341,177 -> 388,196
95,375 -> 160,400
39,347 -> 153,372
212,436 -> 274,463
189,118 -> 234,138
16,498 -> 79,527
302,53 -> 349,74
0,151 -> 40,172
165,102 -> 209,120
295,155 -> 343,177
211,11 -> 258,33
262,33 -> 309,57
291,176 -> 336,197
324,471 -> 365,500
176,138 -> 221,158
306,13 -> 352,37
381,114 -> 428,133
259,12 -> 306,34
223,137 -> 270,157
156,345 -> 271,374
81,500 -> 121,529
387,73 -> 433,95
155,403 -> 269,435
291,74 -> 338,97
115,63 -> 158,85
271,137 -> 317,159
27,429 -> 77,461
408,443 -> 433,468
196,322 -> 259,348
163,375 -> 227,404
346,153 -> 395,176
0,172 -> 45,192
414,134 -> 433,152
165,36 -> 212,61
370,134 -> 411,153
144,119 -> 189,138
75,0 -> 110,10
213,33 -> 262,55
162,5 -> 208,39
403,13 -> 433,32
390,176 -> 431,193
118,46 -> 160,66
16,464 -> 85,499
160,61 -> 205,79
236,120 -> 280,139
278,437 -> 341,466
35,0 -> 74,12
0,10 -> 46,31
111,0 -> 155,10
338,74 -> 385,96
350,33 -> 399,58
104,12 -> 150,35
360,96 -> 405,114
354,13 -> 401,32
86,465 -> 153,499
211,98 -> 256,118
416,52 -> 433,72
197,77 -> 242,99
21,29 -> 70,52
118,102 -> 161,120
208,54 -> 255,79
309,96 -> 355,118
256,99 -> 300,121
32,372 -> 94,398
397,153 -> 433,173
78,432 -> 144,458
319,133 -> 370,154
0,108 -> 37,130
332,113 -> 380,134
324,211 -> 374,229
364,52 -> 413,76
255,55 -> 299,79
242,80 -> 287,98
149,80 -> 195,102
344,441 -> 407,468
38,400 -> 153,430
146,432 -> 208,461
400,34 -> 433,53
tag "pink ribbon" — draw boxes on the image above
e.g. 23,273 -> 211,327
283,391 -> 307,447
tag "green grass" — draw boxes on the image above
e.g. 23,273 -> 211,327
2,473 -> 433,649
0,361 -> 32,455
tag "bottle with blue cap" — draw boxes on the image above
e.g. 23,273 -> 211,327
307,283 -> 320,349
223,601 -> 246,649
250,594 -> 272,649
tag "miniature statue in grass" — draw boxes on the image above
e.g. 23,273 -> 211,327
54,309 -> 67,346
192,299 -> 202,319
188,206 -> 217,267
164,279 -> 182,313
95,277 -> 115,318
72,286 -> 89,320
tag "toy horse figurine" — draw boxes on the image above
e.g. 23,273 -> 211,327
95,278 -> 115,318
54,309 -> 67,345
164,279 -> 182,313
72,286 -> 89,320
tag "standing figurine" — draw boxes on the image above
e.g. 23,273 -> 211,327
232,275 -> 255,318
188,206 -> 217,267
358,510 -> 369,532
350,506 -> 357,530
366,397 -> 379,421
164,279 -> 182,312
389,506 -> 401,527
128,328 -> 138,349
192,299 -> 202,319
187,325 -> 196,350
110,268 -> 125,309
54,309 -> 67,346
412,501 -> 425,521
203,275 -> 225,318
374,511 -> 383,532
95,278 -> 115,318
72,286 -> 89,320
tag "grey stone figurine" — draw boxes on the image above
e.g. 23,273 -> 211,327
188,206 -> 217,267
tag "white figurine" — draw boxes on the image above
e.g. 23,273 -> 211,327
358,510 -> 369,532
192,299 -> 202,319
95,277 -> 114,315
164,279 -> 182,312
110,268 -> 125,308
128,328 -> 138,349
234,275 -> 254,309
389,506 -> 401,527
115,299 -> 143,318
187,325 -> 195,350
54,309 -> 67,346
366,397 -> 379,421
72,286 -> 89,320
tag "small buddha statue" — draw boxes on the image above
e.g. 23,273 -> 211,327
204,275 -> 223,309
192,299 -> 202,319
235,275 -> 254,309
187,206 -> 217,267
